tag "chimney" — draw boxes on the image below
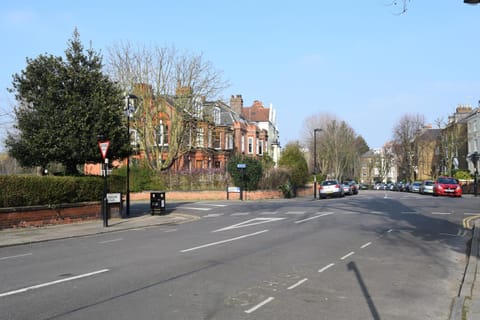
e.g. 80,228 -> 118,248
230,94 -> 243,115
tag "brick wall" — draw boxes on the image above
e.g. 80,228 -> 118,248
0,185 -> 314,229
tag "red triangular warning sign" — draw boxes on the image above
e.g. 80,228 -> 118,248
98,141 -> 110,159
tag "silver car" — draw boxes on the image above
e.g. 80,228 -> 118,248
319,179 -> 345,199
419,180 -> 434,194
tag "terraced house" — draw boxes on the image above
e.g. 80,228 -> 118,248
85,86 -> 280,175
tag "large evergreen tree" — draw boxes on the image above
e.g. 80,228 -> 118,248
6,29 -> 128,174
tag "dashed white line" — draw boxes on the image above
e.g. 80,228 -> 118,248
0,253 -> 33,261
285,211 -> 305,215
287,278 -> 308,290
99,238 -> 122,244
360,242 -> 372,249
203,213 -> 224,218
181,207 -> 211,211
341,251 -> 355,260
318,263 -> 335,273
180,230 -> 269,253
295,212 -> 333,224
432,212 -> 451,215
0,269 -> 110,298
245,297 -> 275,314
163,229 -> 177,233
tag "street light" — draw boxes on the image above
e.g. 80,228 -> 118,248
124,94 -> 138,217
313,128 -> 322,199
468,151 -> 479,196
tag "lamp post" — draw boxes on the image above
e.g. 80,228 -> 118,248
313,128 -> 322,199
124,94 -> 138,217
468,151 -> 479,196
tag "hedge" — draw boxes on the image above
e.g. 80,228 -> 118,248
0,175 -> 126,208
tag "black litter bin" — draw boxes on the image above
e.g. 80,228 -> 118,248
150,191 -> 166,215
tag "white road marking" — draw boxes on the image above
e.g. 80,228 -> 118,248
440,233 -> 459,237
318,263 -> 335,273
180,230 -> 269,253
0,253 -> 33,261
180,207 -> 211,211
370,211 -> 384,215
164,229 -> 177,233
245,297 -> 275,314
0,269 -> 109,298
99,238 -> 122,244
213,218 -> 284,232
432,212 -> 451,215
387,229 -> 393,233
341,251 -> 355,260
287,278 -> 308,290
402,211 -> 417,214
360,242 -> 372,249
285,211 -> 305,215
295,212 -> 333,224
464,213 -> 480,216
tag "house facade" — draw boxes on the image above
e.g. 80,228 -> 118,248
85,87 -> 277,175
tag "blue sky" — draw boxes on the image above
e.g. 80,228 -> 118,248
1,1 -> 479,150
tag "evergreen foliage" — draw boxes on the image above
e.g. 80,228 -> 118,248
227,155 -> 263,190
5,29 -> 128,175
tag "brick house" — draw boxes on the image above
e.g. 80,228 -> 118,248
85,87 -> 273,175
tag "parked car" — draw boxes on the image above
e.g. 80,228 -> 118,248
419,180 -> 434,195
348,180 -> 359,194
341,182 -> 353,195
433,176 -> 462,197
319,179 -> 344,199
410,181 -> 422,193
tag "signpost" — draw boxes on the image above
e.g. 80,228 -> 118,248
98,139 -> 110,227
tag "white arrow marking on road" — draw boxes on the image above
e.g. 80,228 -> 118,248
213,218 -> 285,232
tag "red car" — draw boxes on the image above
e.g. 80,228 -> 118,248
433,176 -> 462,197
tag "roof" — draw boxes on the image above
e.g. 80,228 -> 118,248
242,100 -> 270,122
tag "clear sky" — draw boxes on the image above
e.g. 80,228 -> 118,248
1,1 -> 479,151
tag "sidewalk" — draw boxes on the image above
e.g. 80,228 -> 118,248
0,212 -> 198,247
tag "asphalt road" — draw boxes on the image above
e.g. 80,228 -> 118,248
0,190 -> 476,319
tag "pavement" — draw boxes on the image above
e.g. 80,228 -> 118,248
0,212 -> 198,248
0,205 -> 479,319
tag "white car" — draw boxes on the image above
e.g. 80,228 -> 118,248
319,180 -> 345,199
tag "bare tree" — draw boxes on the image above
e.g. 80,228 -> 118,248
106,43 -> 229,171
302,113 -> 360,181
392,113 -> 425,181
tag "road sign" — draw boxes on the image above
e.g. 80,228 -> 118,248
98,140 -> 110,159
237,163 -> 246,169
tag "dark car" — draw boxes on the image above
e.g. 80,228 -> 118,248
433,176 -> 462,197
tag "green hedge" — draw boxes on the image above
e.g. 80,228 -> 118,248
0,175 -> 126,208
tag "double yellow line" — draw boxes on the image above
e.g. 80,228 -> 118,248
463,215 -> 480,229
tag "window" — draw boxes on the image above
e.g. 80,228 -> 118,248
193,98 -> 203,119
213,107 -> 221,125
248,137 -> 254,154
258,139 -> 263,155
196,127 -> 204,147
214,131 -> 222,149
156,121 -> 168,146
226,133 -> 233,150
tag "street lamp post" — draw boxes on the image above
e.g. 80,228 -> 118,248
468,151 -> 479,196
313,128 -> 322,199
125,94 -> 138,217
